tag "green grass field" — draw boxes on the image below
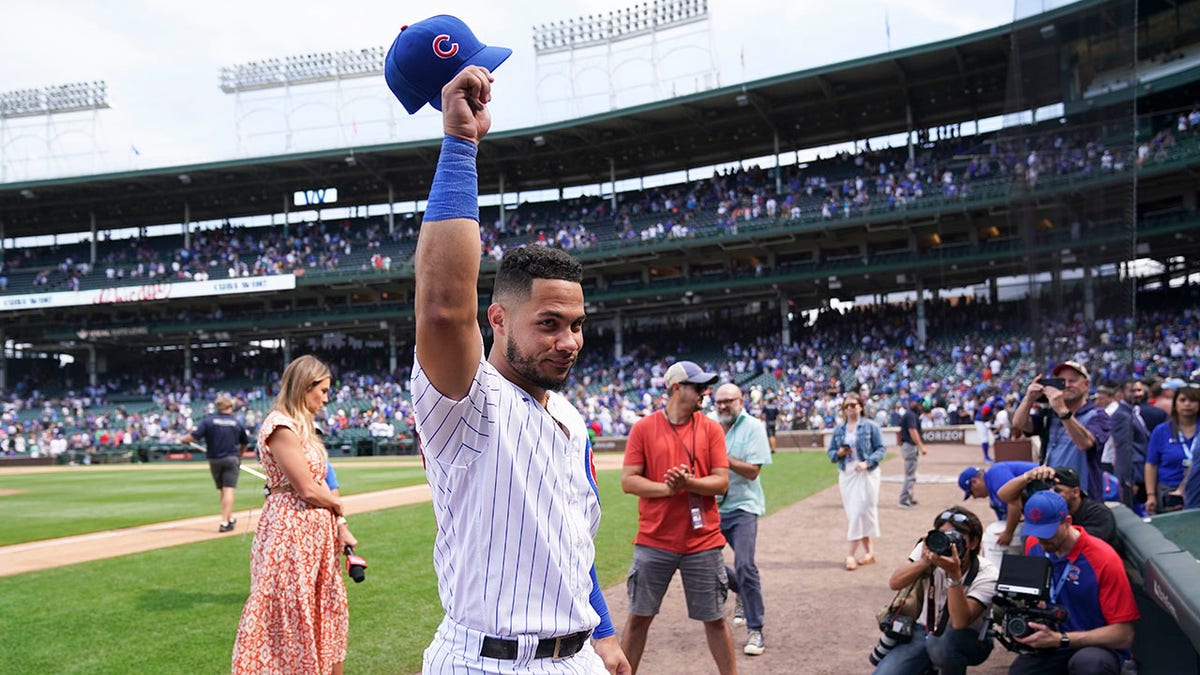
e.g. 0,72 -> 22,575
0,452 -> 836,674
0,459 -> 429,546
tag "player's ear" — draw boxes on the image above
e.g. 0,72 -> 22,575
487,303 -> 505,333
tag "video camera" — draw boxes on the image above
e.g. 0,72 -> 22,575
989,554 -> 1069,653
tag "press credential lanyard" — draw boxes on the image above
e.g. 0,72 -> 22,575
1177,431 -> 1198,468
667,413 -> 705,529
1044,554 -> 1073,604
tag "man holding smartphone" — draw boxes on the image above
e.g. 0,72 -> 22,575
1011,361 -> 1111,501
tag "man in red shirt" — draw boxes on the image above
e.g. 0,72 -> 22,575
1010,490 -> 1139,674
620,361 -> 735,674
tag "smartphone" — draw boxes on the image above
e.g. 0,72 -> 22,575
1037,377 -> 1065,403
1040,377 -> 1065,390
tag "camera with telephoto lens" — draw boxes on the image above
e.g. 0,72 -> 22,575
989,554 -> 1069,654
869,613 -> 916,666
925,528 -> 967,558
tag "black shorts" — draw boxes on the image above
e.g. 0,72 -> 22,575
764,424 -> 777,438
209,456 -> 240,489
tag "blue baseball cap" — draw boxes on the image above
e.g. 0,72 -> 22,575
1023,490 -> 1069,539
384,15 -> 512,114
1163,377 -> 1188,391
958,467 -> 982,500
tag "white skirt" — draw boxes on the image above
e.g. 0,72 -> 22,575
839,465 -> 881,540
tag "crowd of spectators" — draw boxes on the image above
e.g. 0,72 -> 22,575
2,217 -> 419,293
4,109 -> 1193,295
5,281 -> 1198,461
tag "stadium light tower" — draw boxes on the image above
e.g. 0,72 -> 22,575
0,81 -> 110,182
219,47 -> 390,155
531,0 -> 719,122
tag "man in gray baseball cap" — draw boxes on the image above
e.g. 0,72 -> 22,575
621,360 -> 734,673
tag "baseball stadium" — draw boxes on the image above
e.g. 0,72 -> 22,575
3,0 -> 1200,672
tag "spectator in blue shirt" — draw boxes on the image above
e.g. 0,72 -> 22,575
958,460 -> 1038,564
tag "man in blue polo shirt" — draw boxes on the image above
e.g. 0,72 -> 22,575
958,460 -> 1038,564
1009,490 -> 1139,674
1012,361 -> 1111,501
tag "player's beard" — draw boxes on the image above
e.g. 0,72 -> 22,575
717,409 -> 736,426
506,339 -> 571,392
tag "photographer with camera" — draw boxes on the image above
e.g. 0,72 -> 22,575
1012,361 -> 1110,502
871,506 -> 997,675
1007,490 -> 1138,674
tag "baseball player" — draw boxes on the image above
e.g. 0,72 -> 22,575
391,15 -> 629,675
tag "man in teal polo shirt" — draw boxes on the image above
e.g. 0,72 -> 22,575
712,382 -> 772,656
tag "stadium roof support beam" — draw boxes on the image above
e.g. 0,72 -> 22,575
740,91 -> 783,195
889,60 -> 917,157
950,45 -> 980,123
813,74 -> 854,141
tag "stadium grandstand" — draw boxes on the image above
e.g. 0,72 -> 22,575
0,0 -> 1196,415
3,0 -> 1199,438
5,0 -> 1200,670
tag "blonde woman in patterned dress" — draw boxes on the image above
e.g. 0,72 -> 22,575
233,355 -> 356,674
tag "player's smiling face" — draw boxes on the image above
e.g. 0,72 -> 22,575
501,278 -> 585,393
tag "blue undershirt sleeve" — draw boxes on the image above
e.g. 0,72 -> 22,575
589,564 -> 615,639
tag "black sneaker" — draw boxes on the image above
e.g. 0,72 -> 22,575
219,521 -> 234,533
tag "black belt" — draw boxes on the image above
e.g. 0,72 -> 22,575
479,630 -> 590,660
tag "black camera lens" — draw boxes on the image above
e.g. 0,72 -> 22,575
926,529 -> 966,558
1005,615 -> 1034,638
926,529 -> 951,556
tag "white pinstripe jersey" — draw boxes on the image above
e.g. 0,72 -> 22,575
412,354 -> 602,638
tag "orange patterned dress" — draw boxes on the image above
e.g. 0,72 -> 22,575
232,410 -> 347,674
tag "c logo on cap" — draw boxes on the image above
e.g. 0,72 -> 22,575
432,35 -> 459,59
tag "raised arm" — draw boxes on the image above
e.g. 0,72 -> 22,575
414,66 -> 495,399
1011,379 -> 1042,437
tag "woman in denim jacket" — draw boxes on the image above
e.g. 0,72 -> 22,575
827,393 -> 887,570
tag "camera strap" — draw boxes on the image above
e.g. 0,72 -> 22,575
930,557 -> 979,637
